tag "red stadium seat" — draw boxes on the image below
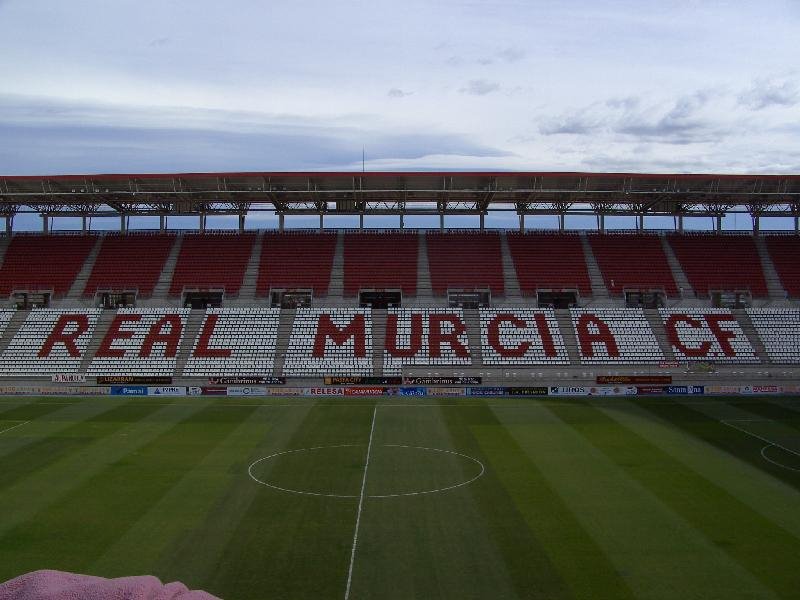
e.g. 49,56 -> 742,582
170,232 -> 255,296
426,232 -> 504,295
344,232 -> 417,295
257,232 -> 336,297
764,235 -> 800,298
667,233 -> 767,297
0,234 -> 97,297
588,233 -> 678,296
85,233 -> 175,297
506,232 -> 591,297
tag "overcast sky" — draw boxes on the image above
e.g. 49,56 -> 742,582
0,1 -> 798,229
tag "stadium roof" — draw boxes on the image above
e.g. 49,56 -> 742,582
1,171 -> 799,220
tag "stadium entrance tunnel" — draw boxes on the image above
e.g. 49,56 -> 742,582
536,291 -> 577,309
248,444 -> 484,498
182,290 -> 223,309
359,290 -> 402,309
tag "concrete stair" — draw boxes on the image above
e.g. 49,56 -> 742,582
734,308 -> 769,363
660,233 -> 695,299
371,309 -> 386,376
578,232 -> 610,300
274,309 -> 295,376
152,234 -> 183,299
174,310 -> 207,376
327,231 -> 345,297
79,310 -> 116,374
0,310 -> 29,354
66,234 -> 104,300
555,309 -> 581,364
462,308 -> 483,367
753,235 -> 787,301
238,230 -> 264,301
644,308 -> 675,360
416,231 -> 433,303
498,231 -> 522,302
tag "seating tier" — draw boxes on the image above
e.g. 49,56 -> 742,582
426,232 -> 504,295
257,233 -> 336,297
183,308 -> 280,376
344,232 -> 418,295
571,308 -> 664,364
170,233 -> 255,296
85,233 -> 175,297
0,235 -> 96,297
667,234 -> 767,297
589,234 -> 678,296
383,308 -> 471,375
506,233 -> 591,296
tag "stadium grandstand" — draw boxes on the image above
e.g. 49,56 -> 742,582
0,170 -> 798,388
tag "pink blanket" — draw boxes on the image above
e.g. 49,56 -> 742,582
0,570 -> 220,600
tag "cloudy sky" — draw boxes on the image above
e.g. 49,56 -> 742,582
1,0 -> 799,176
0,0 -> 798,230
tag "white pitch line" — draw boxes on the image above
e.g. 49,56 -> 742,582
0,420 -> 30,435
344,406 -> 377,600
721,420 -> 800,459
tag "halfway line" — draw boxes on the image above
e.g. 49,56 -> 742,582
344,405 -> 378,600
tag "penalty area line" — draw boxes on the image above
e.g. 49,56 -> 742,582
0,421 -> 30,435
344,405 -> 377,600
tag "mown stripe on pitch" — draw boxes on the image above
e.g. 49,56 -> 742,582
500,404 -> 777,600
599,399 -> 800,543
0,398 -> 136,460
0,403 -> 258,577
636,399 -> 800,493
0,401 -> 163,493
553,401 -> 800,599
89,404 -> 280,580
0,400 -> 211,583
723,399 -> 800,434
175,403 -> 371,600
348,404 -> 521,600
439,404 -> 580,600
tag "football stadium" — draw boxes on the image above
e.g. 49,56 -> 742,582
0,170 -> 799,598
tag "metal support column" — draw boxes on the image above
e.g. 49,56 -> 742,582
238,213 -> 245,232
638,214 -> 644,230
278,214 -> 285,232
753,215 -> 760,235
400,213 -> 404,230
5,216 -> 12,236
120,214 -> 126,234
160,215 -> 166,232
716,215 -> 722,233
519,214 -> 525,233
81,216 -> 87,234
795,216 -> 799,234
479,213 -> 485,231
42,215 -> 49,234
439,214 -> 444,232
199,214 -> 206,233
319,213 -> 324,232
677,215 -> 684,233
359,213 -> 364,230
559,214 -> 565,231
599,214 -> 605,232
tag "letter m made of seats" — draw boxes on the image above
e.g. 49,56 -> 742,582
313,313 -> 366,357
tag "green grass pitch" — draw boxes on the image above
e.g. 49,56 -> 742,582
1,394 -> 799,599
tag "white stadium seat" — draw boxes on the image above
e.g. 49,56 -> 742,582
183,308 -> 280,376
384,308 -> 472,375
283,308 -> 373,376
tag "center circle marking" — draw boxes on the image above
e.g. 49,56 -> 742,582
248,444 -> 485,498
